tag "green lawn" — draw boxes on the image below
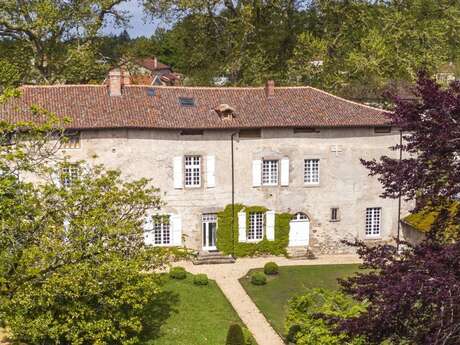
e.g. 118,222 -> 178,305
239,264 -> 362,337
143,274 -> 245,345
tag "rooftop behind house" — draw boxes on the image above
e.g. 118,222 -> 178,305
0,80 -> 390,130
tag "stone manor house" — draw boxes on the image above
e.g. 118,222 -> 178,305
1,70 -> 408,254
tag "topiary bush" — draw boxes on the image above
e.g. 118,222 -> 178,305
169,266 -> 186,280
226,323 -> 245,345
264,262 -> 279,275
193,273 -> 209,286
250,272 -> 267,286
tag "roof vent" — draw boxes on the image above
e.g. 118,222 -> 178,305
179,97 -> 195,107
214,103 -> 236,119
146,88 -> 156,97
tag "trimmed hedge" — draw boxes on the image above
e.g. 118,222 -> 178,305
226,323 -> 245,345
216,204 -> 292,257
251,272 -> 267,285
169,266 -> 187,280
264,262 -> 279,275
193,273 -> 209,286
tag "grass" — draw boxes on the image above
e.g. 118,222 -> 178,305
0,274 -> 249,345
143,273 -> 244,345
239,264 -> 362,337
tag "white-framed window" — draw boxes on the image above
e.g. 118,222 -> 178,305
304,159 -> 320,184
61,165 -> 79,187
262,160 -> 279,186
153,216 -> 171,245
184,155 -> 201,187
248,212 -> 264,240
365,208 -> 381,237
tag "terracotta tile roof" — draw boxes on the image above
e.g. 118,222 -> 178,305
136,57 -> 171,71
0,85 -> 390,130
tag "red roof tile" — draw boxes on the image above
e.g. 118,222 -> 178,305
0,85 -> 390,130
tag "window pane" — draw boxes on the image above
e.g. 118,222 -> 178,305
153,217 -> 171,245
248,212 -> 264,240
365,208 -> 381,236
304,159 -> 320,184
184,155 -> 201,187
262,160 -> 278,185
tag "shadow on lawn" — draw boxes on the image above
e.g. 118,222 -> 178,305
140,289 -> 180,342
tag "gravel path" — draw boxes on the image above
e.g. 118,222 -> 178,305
175,254 -> 361,345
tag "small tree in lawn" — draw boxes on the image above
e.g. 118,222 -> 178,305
226,324 -> 245,345
0,91 -> 178,344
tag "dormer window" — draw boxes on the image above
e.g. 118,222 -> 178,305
179,97 -> 195,107
214,103 -> 235,120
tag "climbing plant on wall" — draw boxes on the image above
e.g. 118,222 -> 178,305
216,204 -> 292,257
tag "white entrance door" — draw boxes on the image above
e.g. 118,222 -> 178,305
202,214 -> 217,251
289,213 -> 310,247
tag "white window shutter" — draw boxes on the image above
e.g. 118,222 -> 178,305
280,157 -> 289,186
252,160 -> 262,187
173,156 -> 183,189
170,214 -> 182,246
206,155 -> 216,188
238,211 -> 247,242
266,210 -> 275,241
143,215 -> 154,245
51,164 -> 61,187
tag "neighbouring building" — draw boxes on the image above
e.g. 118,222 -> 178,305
0,71 -> 410,254
115,57 -> 182,86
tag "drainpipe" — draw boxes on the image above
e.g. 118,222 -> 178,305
397,130 -> 403,252
230,131 -> 238,258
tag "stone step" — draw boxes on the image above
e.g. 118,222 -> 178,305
287,246 -> 316,260
193,251 -> 236,265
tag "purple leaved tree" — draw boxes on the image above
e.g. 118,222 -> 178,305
362,73 -> 460,211
326,74 -> 460,345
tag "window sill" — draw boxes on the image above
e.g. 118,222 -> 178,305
364,236 -> 381,240
329,219 -> 340,222
304,183 -> 320,188
246,239 -> 263,243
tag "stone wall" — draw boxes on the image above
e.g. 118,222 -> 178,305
59,126 -> 412,254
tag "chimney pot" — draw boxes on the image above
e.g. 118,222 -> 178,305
265,80 -> 275,98
108,68 -> 122,96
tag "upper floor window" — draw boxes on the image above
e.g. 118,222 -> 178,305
262,159 -> 279,186
248,212 -> 264,241
61,165 -> 79,187
365,207 -> 381,237
304,159 -> 320,184
153,216 -> 171,245
184,155 -> 201,187
61,131 -> 81,149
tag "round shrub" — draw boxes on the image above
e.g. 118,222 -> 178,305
263,262 -> 279,275
169,266 -> 186,280
193,273 -> 209,286
250,272 -> 267,286
226,323 -> 245,345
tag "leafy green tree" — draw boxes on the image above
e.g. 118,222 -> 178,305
285,288 -> 366,345
0,0 -> 130,83
0,92 -> 178,344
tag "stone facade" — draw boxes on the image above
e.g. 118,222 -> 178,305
59,126 -> 410,254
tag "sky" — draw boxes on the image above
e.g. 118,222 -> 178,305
103,0 -> 166,38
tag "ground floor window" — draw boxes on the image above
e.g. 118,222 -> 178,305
365,207 -> 381,236
202,214 -> 217,249
153,217 -> 171,245
248,212 -> 264,240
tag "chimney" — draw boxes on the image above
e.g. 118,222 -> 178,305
108,68 -> 122,96
153,56 -> 158,69
265,80 -> 275,98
